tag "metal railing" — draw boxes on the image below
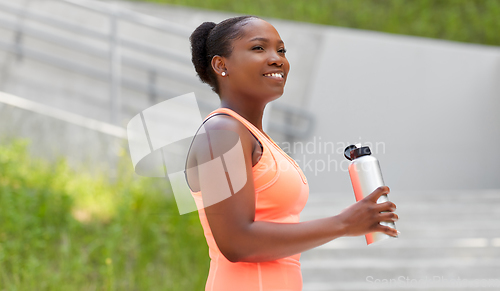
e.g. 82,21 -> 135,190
0,0 -> 314,139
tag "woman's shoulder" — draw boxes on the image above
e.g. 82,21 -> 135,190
205,113 -> 260,144
203,113 -> 246,132
190,113 -> 256,160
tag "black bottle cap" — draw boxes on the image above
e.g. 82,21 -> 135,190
344,145 -> 372,160
350,146 -> 371,159
344,145 -> 357,161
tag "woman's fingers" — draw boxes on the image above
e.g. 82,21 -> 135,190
366,186 -> 390,202
374,223 -> 399,237
339,185 -> 399,238
374,201 -> 397,212
378,211 -> 399,223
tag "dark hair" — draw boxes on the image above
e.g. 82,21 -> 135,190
190,16 -> 258,94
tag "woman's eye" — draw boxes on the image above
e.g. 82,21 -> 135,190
252,46 -> 264,51
279,48 -> 287,54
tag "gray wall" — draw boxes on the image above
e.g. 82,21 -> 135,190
301,29 -> 500,193
0,91 -> 127,178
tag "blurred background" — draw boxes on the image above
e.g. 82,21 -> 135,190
0,0 -> 498,290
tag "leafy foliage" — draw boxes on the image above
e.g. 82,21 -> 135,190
0,139 -> 208,290
135,0 -> 500,46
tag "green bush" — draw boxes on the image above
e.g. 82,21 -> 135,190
0,139 -> 209,290
133,0 -> 500,46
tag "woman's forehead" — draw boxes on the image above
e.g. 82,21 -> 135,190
238,19 -> 283,44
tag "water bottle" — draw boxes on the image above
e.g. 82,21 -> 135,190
344,144 -> 397,245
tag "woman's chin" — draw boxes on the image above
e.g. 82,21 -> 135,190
268,91 -> 284,102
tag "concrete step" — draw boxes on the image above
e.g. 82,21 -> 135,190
303,244 -> 500,260
302,252 -> 500,290
302,259 -> 500,280
304,279 -> 500,291
300,189 -> 500,290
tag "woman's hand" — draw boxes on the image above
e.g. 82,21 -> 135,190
336,186 -> 399,237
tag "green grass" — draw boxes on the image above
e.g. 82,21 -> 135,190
132,0 -> 500,46
0,139 -> 209,290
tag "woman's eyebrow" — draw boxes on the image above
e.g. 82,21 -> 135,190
249,37 -> 284,45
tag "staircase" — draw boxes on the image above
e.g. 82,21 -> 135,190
0,0 -> 313,142
300,189 -> 500,290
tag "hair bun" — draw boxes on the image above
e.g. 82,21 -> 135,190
190,22 -> 217,84
189,16 -> 257,94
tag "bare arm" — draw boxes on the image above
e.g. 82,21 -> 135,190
195,115 -> 398,263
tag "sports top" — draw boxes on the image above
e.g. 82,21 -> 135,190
189,107 -> 309,291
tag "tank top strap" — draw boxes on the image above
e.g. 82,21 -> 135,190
206,108 -> 308,184
204,108 -> 270,145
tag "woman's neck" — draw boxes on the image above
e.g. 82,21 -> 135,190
220,99 -> 265,133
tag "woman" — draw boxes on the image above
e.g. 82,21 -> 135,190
185,16 -> 399,291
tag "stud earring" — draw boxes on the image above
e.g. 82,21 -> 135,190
221,72 -> 226,76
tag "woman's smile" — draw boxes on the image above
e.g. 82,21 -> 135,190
263,72 -> 285,82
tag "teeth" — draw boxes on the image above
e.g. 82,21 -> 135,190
264,73 -> 283,78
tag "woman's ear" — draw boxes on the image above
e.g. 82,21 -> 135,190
211,55 -> 227,76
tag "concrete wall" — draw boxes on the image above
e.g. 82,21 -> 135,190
0,91 -> 128,178
302,29 -> 500,193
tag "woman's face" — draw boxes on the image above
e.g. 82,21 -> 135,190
222,18 -> 290,102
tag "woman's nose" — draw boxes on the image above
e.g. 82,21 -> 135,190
268,52 -> 284,67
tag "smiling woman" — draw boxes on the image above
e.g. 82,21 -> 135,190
184,16 -> 399,291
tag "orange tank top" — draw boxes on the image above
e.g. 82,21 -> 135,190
190,108 -> 309,291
